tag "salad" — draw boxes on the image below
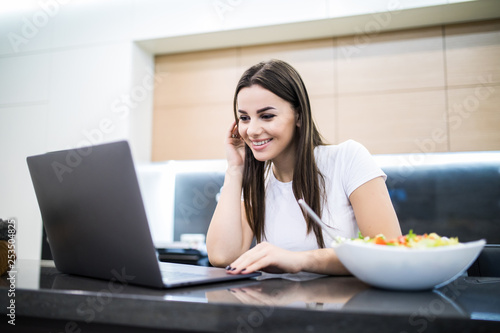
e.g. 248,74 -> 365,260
351,230 -> 460,248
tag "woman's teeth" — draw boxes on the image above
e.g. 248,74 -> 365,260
254,139 -> 271,146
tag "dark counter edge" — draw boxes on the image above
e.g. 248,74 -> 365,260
1,286 -> 500,333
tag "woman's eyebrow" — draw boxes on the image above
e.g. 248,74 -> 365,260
257,106 -> 276,113
237,106 -> 276,114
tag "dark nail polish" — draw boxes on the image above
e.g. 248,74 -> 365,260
231,267 -> 237,271
225,266 -> 232,270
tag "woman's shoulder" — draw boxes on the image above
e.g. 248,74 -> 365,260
315,139 -> 367,156
315,140 -> 373,173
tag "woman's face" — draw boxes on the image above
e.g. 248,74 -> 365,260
237,85 -> 299,164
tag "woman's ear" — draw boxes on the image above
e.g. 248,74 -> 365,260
296,112 -> 301,127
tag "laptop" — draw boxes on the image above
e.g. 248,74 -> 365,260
26,140 -> 260,289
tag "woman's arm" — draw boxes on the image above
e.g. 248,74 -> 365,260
227,176 -> 400,275
206,172 -> 254,267
349,176 -> 402,239
206,121 -> 254,267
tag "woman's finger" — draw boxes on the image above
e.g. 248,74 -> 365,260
227,243 -> 275,274
226,121 -> 239,139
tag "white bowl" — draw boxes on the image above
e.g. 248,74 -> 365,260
333,239 -> 486,291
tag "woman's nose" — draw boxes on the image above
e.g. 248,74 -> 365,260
246,120 -> 262,137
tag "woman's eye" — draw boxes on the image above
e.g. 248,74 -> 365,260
261,114 -> 275,120
239,115 -> 249,121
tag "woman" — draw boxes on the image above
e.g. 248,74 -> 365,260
206,59 -> 401,275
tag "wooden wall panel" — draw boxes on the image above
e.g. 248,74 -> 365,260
338,90 -> 448,154
153,103 -> 234,160
154,48 -> 239,107
152,19 -> 500,161
336,27 -> 446,94
447,85 -> 500,152
445,19 -> 500,152
152,49 -> 239,161
239,39 -> 336,98
445,20 -> 500,87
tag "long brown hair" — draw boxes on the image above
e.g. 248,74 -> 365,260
233,59 -> 327,248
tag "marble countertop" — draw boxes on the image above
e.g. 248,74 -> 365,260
1,260 -> 500,332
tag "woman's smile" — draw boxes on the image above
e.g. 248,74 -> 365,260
251,138 -> 273,149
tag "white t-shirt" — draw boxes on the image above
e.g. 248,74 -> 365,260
262,140 -> 386,251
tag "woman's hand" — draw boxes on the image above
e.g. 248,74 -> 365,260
225,121 -> 246,171
225,242 -> 350,276
225,242 -> 305,275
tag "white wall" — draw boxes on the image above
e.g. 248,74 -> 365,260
0,0 -> 490,260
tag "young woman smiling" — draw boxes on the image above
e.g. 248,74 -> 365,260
206,59 -> 401,275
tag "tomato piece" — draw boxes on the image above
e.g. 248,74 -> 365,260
374,236 -> 387,245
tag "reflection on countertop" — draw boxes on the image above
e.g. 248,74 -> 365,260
4,260 -> 500,322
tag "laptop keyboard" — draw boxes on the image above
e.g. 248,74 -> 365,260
161,271 -> 207,281
159,263 -> 207,281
